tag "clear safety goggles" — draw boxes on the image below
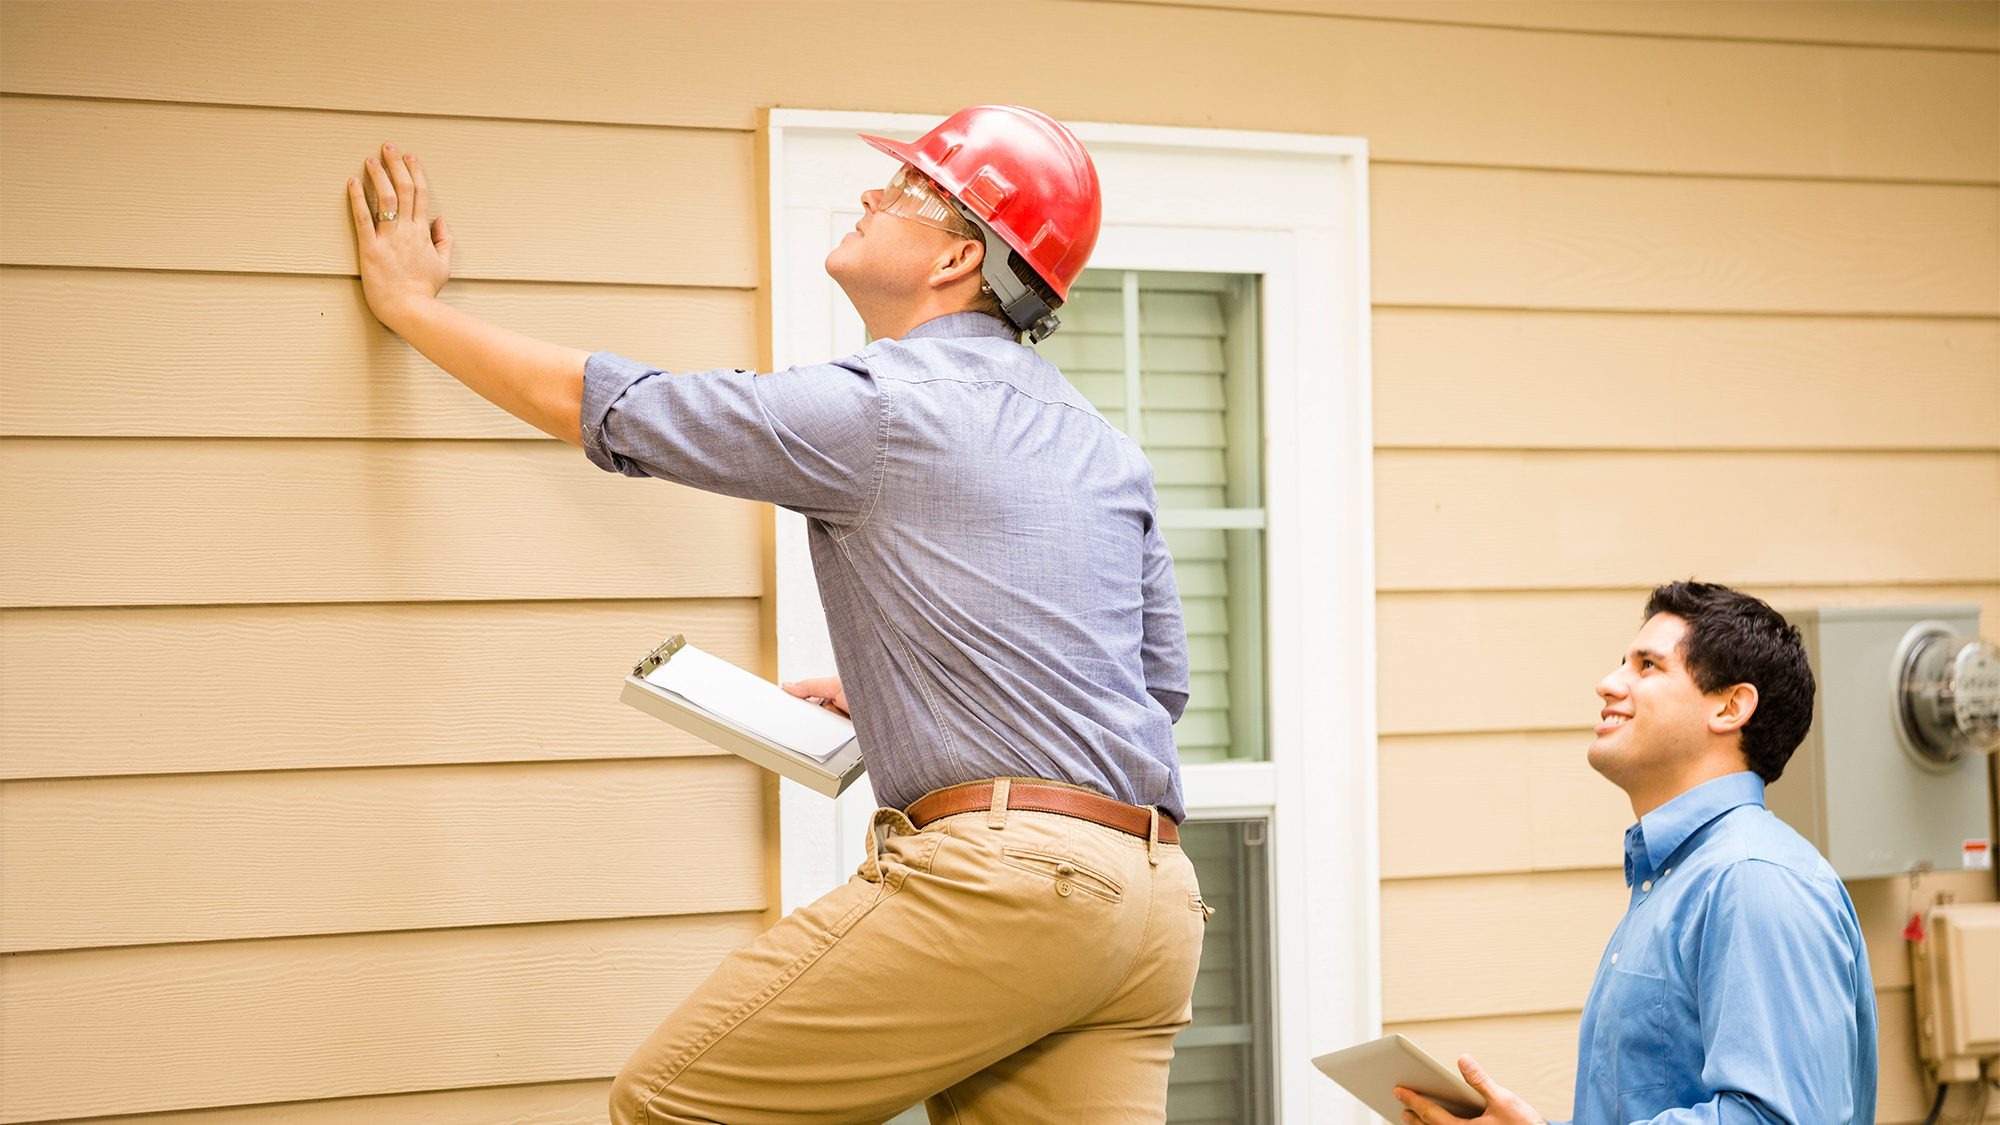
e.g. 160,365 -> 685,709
874,165 -> 978,238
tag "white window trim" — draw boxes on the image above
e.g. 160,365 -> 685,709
765,109 -> 1379,1124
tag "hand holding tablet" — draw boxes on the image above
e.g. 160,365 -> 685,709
1312,1035 -> 1484,1121
1315,1036 -> 1550,1124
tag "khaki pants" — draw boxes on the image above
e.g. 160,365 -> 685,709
609,797 -> 1208,1124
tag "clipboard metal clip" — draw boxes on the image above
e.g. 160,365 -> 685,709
633,634 -> 687,679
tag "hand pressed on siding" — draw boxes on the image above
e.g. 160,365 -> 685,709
347,142 -> 453,326
338,142 -> 587,445
783,677 -> 851,718
1395,1055 -> 1545,1125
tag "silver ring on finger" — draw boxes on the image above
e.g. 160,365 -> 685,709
375,210 -> 398,223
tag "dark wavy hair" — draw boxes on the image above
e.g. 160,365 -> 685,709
1643,580 -> 1816,784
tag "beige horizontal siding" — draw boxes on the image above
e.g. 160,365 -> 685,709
1378,585 -> 2000,734
0,914 -> 761,1122
0,757 -> 764,951
0,599 -> 760,779
1379,731 -> 1630,879
0,439 -> 765,607
69,1080 -> 610,1125
0,97 -> 756,285
1374,166 -> 2000,314
0,7 -> 780,1113
1123,0 -> 2000,50
1375,452 -> 2000,591
1374,310 -> 2000,450
1381,869 -> 1628,1023
1,2 -> 1992,181
0,269 -> 759,438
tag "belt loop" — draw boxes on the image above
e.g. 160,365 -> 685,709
866,807 -> 916,880
987,779 -> 1011,830
1147,806 -> 1161,867
863,808 -> 887,877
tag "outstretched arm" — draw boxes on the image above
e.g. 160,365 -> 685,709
347,142 -> 588,444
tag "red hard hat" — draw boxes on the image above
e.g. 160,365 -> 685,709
860,106 -> 1101,302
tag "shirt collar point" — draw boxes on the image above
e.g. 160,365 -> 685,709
1637,771 -> 1766,872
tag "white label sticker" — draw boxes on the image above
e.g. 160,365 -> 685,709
1964,839 -> 1993,871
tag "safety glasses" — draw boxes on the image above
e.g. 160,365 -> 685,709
874,166 -> 978,239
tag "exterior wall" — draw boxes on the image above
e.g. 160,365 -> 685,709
2,1 -> 1994,1120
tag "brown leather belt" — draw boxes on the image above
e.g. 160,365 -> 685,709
905,780 -> 1179,844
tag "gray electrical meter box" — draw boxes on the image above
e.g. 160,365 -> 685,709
1769,605 -> 1999,881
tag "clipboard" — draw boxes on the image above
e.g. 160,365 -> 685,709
620,635 -> 867,797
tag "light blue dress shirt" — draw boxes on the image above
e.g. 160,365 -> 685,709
1558,771 -> 1877,1124
579,312 -> 1190,820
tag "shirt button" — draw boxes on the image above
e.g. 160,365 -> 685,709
1663,867 -> 1672,876
1055,862 -> 1075,876
1641,880 -> 1653,892
1611,952 -> 1620,964
1056,881 -> 1074,897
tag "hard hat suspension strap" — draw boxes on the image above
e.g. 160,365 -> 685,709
971,220 -> 1061,344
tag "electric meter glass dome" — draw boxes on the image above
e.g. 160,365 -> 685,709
1894,623 -> 2000,770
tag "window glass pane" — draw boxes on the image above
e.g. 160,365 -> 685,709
1167,818 -> 1276,1124
1041,270 -> 1267,764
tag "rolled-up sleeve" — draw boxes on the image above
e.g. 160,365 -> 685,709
580,350 -> 885,527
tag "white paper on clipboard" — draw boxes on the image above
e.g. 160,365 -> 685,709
620,635 -> 866,797
642,643 -> 854,762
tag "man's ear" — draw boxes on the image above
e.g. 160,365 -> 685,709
929,237 -> 985,290
1710,682 -> 1759,736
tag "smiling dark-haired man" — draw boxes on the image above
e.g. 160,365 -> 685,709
1397,580 -> 1878,1125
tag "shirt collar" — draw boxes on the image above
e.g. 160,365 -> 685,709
900,312 -> 1018,341
1624,771 -> 1766,883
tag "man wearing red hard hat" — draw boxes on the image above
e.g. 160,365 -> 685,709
349,105 -> 1202,1123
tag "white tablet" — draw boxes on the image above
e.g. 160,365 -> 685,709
1311,1034 -> 1485,1121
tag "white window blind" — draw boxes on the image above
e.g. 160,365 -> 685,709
1167,819 -> 1276,1124
1037,270 -> 1267,766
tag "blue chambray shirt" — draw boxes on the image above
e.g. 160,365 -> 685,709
1557,771 -> 1877,1124
579,312 -> 1189,821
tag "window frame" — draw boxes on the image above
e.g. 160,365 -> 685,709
765,109 -> 1379,1123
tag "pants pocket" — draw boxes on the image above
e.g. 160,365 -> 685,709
999,847 -> 1125,903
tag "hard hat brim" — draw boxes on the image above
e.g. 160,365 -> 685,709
858,133 -> 925,170
858,132 -> 1044,288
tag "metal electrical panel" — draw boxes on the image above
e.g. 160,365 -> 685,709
1910,902 -> 2000,1084
1769,606 -> 1999,881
